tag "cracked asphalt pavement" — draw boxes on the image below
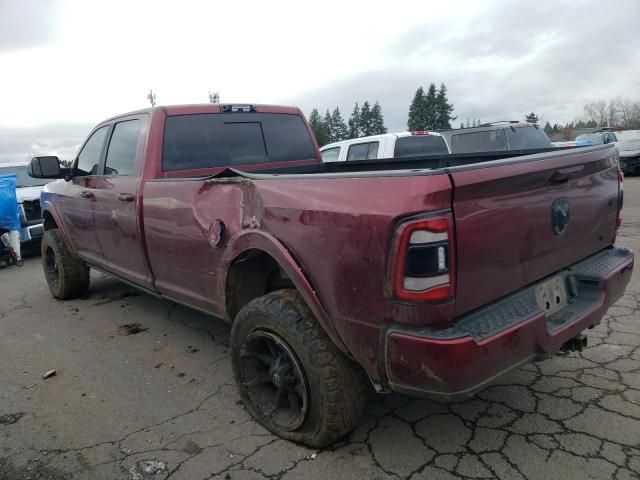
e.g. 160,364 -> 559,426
2,179 -> 640,480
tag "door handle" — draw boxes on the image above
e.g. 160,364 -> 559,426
80,190 -> 95,199
118,193 -> 135,202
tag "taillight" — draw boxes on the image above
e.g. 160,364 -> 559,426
391,213 -> 455,302
411,130 -> 429,135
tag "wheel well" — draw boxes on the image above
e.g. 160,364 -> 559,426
43,211 -> 58,231
226,249 -> 295,320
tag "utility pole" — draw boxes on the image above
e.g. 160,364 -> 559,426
208,90 -> 220,104
147,89 -> 156,107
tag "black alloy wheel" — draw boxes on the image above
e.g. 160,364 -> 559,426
238,330 -> 309,432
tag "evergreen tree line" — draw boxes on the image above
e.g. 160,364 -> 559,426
308,101 -> 387,147
407,83 -> 455,131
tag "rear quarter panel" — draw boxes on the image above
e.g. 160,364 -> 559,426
251,173 -> 453,377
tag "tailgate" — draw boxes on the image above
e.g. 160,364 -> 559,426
449,145 -> 620,316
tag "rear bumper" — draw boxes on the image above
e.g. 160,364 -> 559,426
385,247 -> 634,398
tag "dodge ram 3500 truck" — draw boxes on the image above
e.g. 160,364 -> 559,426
29,103 -> 634,447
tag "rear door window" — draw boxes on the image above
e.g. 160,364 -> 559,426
104,120 -> 141,176
347,142 -> 379,161
394,135 -> 449,157
321,147 -> 341,162
450,130 -> 507,153
163,113 -> 317,171
504,127 -> 552,150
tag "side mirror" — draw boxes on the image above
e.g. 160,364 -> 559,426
28,156 -> 63,179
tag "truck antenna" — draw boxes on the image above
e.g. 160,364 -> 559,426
147,89 -> 156,107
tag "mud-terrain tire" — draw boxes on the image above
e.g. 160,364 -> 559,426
41,229 -> 90,299
231,289 -> 366,447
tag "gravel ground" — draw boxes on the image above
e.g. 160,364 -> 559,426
1,178 -> 639,480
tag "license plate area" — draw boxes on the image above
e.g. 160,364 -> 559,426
535,275 -> 568,316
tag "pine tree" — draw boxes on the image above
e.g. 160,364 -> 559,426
525,112 -> 539,124
348,102 -> 361,139
308,108 -> 329,146
370,101 -> 387,135
434,83 -> 455,129
309,108 -> 321,140
543,121 -> 552,134
331,107 -> 348,141
423,83 -> 438,129
460,122 -> 465,129
359,101 -> 373,136
408,87 -> 425,131
324,109 -> 334,143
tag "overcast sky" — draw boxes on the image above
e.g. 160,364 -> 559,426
1,0 -> 639,162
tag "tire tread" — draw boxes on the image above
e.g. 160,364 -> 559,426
231,289 -> 365,447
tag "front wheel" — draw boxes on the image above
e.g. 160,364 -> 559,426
231,289 -> 365,448
41,229 -> 90,299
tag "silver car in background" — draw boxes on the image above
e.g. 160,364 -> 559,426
616,130 -> 640,175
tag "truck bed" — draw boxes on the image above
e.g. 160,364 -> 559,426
234,146 -> 570,176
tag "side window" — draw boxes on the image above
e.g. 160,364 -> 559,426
368,142 -> 379,159
321,147 -> 341,162
76,126 -> 109,176
347,142 -> 379,161
104,120 -> 141,176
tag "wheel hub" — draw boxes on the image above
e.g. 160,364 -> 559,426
240,330 -> 310,431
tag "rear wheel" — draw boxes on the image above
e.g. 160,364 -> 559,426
41,229 -> 90,299
231,289 -> 365,447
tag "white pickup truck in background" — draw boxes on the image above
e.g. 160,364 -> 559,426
0,161 -> 50,250
320,131 -> 450,162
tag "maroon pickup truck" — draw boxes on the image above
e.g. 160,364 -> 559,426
29,103 -> 633,447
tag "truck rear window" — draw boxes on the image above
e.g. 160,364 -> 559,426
504,126 -> 552,149
162,113 -> 317,171
394,135 -> 449,158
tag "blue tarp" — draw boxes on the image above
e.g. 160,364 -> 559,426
0,174 -> 20,231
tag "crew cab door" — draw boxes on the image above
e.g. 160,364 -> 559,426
62,125 -> 109,263
91,116 -> 150,286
